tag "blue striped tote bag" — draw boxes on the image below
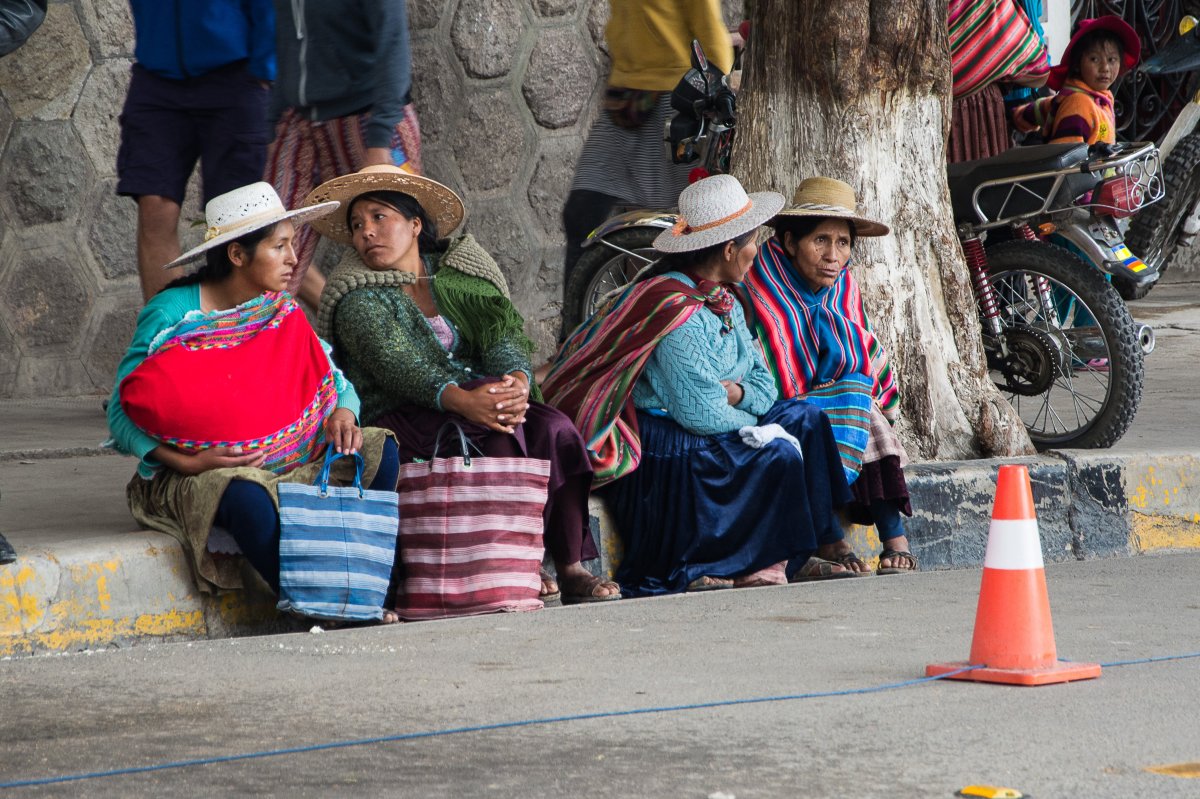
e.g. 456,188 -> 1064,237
276,449 -> 400,621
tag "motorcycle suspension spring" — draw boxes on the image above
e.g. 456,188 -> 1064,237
1013,224 -> 1054,311
964,237 -> 1003,337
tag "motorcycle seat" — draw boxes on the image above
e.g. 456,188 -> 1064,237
948,143 -> 1091,224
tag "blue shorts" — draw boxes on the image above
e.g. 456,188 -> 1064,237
116,61 -> 270,205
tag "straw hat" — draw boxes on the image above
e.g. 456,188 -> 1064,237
772,177 -> 890,237
653,174 -> 785,253
1047,15 -> 1141,91
165,182 -> 340,268
302,165 -> 466,245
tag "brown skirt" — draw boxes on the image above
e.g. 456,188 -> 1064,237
949,84 -> 1012,163
126,427 -> 396,594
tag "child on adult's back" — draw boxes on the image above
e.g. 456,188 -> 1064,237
1012,15 -> 1142,145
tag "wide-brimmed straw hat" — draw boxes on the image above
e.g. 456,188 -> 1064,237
771,177 -> 890,237
165,182 -> 340,268
653,174 -> 785,253
302,165 -> 466,245
1048,15 -> 1141,91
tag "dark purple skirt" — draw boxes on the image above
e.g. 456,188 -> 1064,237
373,400 -> 599,565
844,455 -> 912,526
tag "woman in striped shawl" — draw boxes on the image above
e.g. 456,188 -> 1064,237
744,177 -> 916,575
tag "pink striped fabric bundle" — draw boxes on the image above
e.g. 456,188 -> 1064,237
395,455 -> 551,620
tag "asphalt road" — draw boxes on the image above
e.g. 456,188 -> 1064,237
2,552 -> 1199,798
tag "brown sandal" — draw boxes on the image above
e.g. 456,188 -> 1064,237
830,550 -> 872,576
791,557 -> 857,582
560,572 -> 621,604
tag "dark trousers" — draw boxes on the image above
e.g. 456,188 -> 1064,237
214,440 -> 401,593
561,188 -> 622,293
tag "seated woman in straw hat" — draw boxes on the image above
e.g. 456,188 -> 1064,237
303,165 -> 620,605
106,183 -> 401,610
543,174 -> 861,596
744,177 -> 916,575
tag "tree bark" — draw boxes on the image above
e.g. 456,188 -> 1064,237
731,0 -> 1033,459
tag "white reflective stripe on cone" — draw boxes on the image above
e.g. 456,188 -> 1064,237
982,518 -> 1045,570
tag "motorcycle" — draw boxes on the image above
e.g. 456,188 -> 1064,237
947,140 -> 1161,448
1122,14 -> 1200,298
566,43 -> 1156,449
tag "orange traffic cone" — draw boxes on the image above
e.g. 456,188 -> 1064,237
926,464 -> 1101,686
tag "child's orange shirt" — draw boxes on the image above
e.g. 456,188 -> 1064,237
1011,78 -> 1117,145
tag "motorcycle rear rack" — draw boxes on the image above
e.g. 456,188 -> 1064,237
961,142 -> 1164,234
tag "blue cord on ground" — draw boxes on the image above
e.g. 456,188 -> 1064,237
3,652 -> 1199,790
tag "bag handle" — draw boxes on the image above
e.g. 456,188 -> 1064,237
315,447 -> 365,497
429,421 -> 483,467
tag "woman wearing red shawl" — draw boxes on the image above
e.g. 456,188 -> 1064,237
545,175 -> 861,595
745,177 -> 916,574
106,183 -> 400,609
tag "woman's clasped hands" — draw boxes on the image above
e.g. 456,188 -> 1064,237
442,373 -> 530,434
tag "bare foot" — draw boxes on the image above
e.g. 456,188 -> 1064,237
380,610 -> 400,624
538,567 -> 560,599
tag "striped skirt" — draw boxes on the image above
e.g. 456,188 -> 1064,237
571,92 -> 693,208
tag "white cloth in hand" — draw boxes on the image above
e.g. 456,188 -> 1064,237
738,424 -> 803,456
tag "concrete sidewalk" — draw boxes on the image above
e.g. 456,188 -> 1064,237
3,280 -> 1199,658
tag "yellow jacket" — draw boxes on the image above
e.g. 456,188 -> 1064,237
606,0 -> 734,91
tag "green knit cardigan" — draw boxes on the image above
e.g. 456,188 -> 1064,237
317,234 -> 537,424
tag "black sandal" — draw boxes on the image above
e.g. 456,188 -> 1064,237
876,548 -> 918,575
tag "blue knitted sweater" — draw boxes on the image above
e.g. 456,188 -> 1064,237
632,272 -> 778,435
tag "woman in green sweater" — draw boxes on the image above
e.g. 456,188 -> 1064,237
307,166 -> 619,605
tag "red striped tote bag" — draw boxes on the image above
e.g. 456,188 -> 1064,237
394,423 -> 549,620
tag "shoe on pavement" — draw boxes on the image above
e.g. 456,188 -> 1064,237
0,532 -> 15,565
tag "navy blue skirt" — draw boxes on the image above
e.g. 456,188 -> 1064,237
601,400 -> 853,597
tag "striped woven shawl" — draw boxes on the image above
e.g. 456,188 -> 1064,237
745,238 -> 898,421
542,275 -> 718,486
950,0 -> 1049,99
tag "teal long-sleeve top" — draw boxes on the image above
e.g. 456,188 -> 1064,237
632,272 -> 778,435
106,285 -> 360,479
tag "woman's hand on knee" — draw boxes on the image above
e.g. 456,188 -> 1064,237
154,444 -> 265,476
324,408 -> 364,455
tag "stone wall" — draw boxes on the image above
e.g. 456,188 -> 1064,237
0,0 -> 740,399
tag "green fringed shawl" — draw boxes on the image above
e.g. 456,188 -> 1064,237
432,236 -> 535,365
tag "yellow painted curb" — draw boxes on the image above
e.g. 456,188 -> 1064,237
0,532 -> 282,658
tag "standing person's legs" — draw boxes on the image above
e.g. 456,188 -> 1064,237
117,65 -> 200,301
135,197 -> 183,299
195,63 -> 271,203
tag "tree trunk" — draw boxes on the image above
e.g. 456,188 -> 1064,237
731,0 -> 1033,459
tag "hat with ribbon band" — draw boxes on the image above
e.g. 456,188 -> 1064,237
164,182 -> 340,269
653,174 -> 785,254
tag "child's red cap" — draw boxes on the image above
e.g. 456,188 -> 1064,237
1048,15 -> 1141,91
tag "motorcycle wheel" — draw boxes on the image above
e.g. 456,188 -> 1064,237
984,239 -> 1143,450
563,226 -> 662,336
1120,130 -> 1200,300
